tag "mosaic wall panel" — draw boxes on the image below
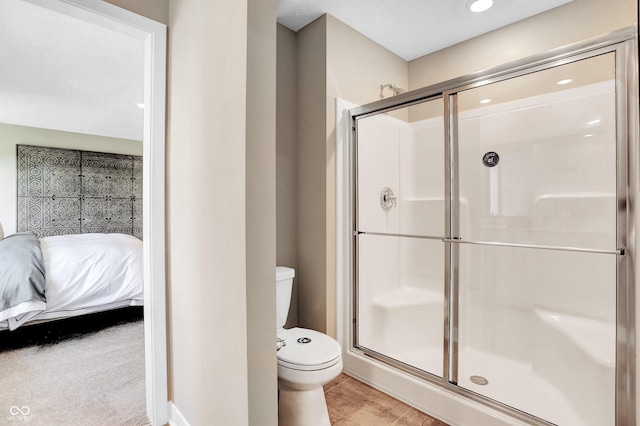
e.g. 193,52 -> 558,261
17,146 -> 81,198
17,145 -> 142,239
132,157 -> 143,239
133,197 -> 143,240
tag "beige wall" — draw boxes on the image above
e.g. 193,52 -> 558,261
105,0 -> 169,25
276,24 -> 299,328
409,0 -> 636,89
0,123 -> 141,236
167,0 -> 277,424
167,0 -> 249,423
246,0 -> 278,424
295,14 -> 408,336
296,16 -> 329,333
325,15 -> 408,105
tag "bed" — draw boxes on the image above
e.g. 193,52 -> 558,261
0,232 -> 143,330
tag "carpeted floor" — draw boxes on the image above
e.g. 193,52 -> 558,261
0,308 -> 148,425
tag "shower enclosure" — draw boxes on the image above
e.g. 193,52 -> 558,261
345,32 -> 637,426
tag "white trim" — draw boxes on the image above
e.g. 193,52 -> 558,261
335,98 -> 356,350
21,1 -> 169,424
168,401 -> 191,426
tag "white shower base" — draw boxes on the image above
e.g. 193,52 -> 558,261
368,286 -> 614,426
457,348 -> 584,426
382,347 -> 590,425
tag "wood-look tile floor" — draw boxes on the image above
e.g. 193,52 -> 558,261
324,373 -> 450,426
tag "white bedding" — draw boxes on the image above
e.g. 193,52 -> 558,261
1,233 -> 143,330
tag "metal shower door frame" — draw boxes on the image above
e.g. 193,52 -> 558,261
444,41 -> 635,425
350,27 -> 637,426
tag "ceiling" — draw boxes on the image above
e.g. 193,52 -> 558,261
0,0 -> 573,141
0,0 -> 144,141
277,0 -> 573,61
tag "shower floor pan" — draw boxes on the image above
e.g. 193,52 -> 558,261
385,347 -> 608,426
369,289 -> 613,425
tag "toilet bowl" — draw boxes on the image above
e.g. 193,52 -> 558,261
276,267 -> 342,426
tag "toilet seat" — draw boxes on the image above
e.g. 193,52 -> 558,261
277,327 -> 341,371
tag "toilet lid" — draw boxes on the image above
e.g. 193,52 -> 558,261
277,328 -> 341,370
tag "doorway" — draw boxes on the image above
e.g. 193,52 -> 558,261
1,1 -> 168,424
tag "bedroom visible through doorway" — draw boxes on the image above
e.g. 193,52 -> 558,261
0,0 -> 167,424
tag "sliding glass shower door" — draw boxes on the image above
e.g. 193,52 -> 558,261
352,39 -> 633,426
453,52 -> 619,425
356,99 -> 445,377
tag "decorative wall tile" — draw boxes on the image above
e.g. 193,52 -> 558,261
132,156 -> 143,240
17,196 -> 82,237
83,224 -> 135,235
82,151 -> 134,198
82,197 -> 133,229
17,145 -> 142,239
133,157 -> 143,199
133,197 -> 143,240
82,168 -> 133,198
17,146 -> 81,197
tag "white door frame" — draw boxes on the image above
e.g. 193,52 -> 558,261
22,1 -> 168,424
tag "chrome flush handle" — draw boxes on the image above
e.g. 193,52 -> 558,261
277,337 -> 286,351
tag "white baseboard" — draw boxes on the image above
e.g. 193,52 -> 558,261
168,401 -> 191,426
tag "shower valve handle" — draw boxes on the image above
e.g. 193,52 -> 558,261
380,187 -> 397,211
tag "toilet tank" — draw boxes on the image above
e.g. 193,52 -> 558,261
276,266 -> 295,329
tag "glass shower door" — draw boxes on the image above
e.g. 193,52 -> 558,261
355,98 -> 445,377
453,53 -> 620,425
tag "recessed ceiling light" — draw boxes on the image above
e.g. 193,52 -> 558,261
588,119 -> 601,125
468,0 -> 493,13
480,98 -> 492,104
557,79 -> 573,85
584,134 -> 594,138
136,103 -> 145,108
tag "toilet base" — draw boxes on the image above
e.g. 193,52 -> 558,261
278,386 -> 330,426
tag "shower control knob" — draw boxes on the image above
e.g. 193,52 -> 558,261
380,187 -> 397,211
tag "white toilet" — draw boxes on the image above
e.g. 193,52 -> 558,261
276,266 -> 343,426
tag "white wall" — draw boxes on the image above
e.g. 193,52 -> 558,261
0,123 -> 142,236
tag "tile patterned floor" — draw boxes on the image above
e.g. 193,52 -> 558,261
324,373 -> 449,426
